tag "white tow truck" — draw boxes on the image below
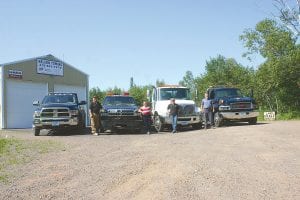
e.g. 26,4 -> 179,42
147,85 -> 202,132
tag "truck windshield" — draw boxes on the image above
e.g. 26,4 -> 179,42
159,88 -> 191,100
103,96 -> 136,106
42,94 -> 76,104
214,88 -> 243,98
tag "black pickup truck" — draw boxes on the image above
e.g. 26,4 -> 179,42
207,87 -> 259,127
32,93 -> 86,136
100,95 -> 143,132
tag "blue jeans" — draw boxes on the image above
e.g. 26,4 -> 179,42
142,115 -> 151,132
170,114 -> 178,132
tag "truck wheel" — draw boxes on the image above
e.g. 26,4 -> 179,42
248,117 -> 257,125
214,113 -> 223,127
153,114 -> 163,132
34,128 -> 40,136
79,118 -> 86,129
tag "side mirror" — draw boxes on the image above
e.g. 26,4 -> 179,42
210,91 -> 215,99
33,100 -> 40,106
79,101 -> 87,105
146,89 -> 151,101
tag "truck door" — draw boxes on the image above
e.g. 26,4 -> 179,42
152,88 -> 157,110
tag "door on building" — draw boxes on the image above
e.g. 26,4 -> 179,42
6,80 -> 48,128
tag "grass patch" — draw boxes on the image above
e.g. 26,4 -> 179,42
258,110 -> 300,121
276,111 -> 300,120
0,138 -> 63,183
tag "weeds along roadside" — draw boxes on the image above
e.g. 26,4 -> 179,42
0,137 -> 64,184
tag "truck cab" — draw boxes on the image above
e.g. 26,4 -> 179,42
149,85 -> 202,132
207,87 -> 259,127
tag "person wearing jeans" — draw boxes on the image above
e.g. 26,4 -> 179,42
201,92 -> 213,129
167,98 -> 180,133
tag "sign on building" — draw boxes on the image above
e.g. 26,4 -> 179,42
37,59 -> 64,76
8,69 -> 23,79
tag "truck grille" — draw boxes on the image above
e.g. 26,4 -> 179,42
40,108 -> 70,118
178,105 -> 195,116
107,109 -> 135,116
230,102 -> 251,110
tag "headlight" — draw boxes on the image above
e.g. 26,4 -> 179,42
134,109 -> 139,116
70,110 -> 79,116
33,111 -> 41,117
219,99 -> 224,104
101,109 -> 108,116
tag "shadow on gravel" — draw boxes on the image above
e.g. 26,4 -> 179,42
35,122 -> 269,136
38,128 -> 91,137
222,122 -> 268,127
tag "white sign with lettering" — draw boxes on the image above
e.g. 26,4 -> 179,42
264,112 -> 276,120
37,59 -> 64,76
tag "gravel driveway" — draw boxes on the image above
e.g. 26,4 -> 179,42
0,121 -> 299,200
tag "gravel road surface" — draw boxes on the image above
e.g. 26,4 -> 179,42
0,121 -> 299,200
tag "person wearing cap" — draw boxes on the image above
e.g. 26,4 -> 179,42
167,98 -> 180,133
89,96 -> 102,135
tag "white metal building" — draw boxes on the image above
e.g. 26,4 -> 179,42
0,54 -> 89,129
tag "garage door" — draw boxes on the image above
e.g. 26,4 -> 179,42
6,80 -> 48,128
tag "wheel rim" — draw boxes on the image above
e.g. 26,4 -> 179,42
154,115 -> 162,132
214,114 -> 221,127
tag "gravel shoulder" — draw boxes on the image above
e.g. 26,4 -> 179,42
0,121 -> 299,200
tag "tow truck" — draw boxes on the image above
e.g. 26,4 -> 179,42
100,94 -> 143,132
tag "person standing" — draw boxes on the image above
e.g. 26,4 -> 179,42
139,101 -> 152,135
89,96 -> 102,135
167,98 -> 180,133
201,92 -> 213,129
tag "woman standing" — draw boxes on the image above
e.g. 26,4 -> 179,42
139,101 -> 152,135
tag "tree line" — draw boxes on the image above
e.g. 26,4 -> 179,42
90,1 -> 300,119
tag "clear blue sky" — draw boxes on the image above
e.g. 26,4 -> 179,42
0,0 -> 276,90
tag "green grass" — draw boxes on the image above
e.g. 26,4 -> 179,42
276,111 -> 300,120
0,138 -> 63,183
258,110 -> 300,121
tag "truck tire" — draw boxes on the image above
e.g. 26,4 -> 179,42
248,117 -> 257,125
153,114 -> 164,132
214,113 -> 223,127
80,119 -> 86,129
34,128 -> 40,136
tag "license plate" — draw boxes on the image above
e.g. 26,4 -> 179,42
52,121 -> 60,126
240,112 -> 247,116
180,121 -> 189,126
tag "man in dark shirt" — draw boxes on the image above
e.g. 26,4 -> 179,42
89,96 -> 102,135
167,98 -> 180,133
